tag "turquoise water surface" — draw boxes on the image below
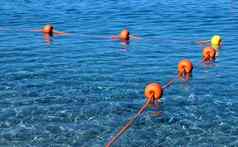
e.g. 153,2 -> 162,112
0,0 -> 238,146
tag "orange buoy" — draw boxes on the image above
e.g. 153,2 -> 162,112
42,24 -> 54,34
178,59 -> 193,80
119,29 -> 130,41
106,83 -> 163,147
202,47 -> 216,62
144,83 -> 163,101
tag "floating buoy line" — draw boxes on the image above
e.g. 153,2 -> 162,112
0,24 -> 222,146
105,34 -> 222,146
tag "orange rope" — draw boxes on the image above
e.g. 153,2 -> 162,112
105,100 -> 150,147
162,80 -> 175,89
105,80 -> 175,147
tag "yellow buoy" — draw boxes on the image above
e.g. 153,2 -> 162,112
211,35 -> 222,49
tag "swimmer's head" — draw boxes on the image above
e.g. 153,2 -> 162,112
43,24 -> 54,34
119,29 -> 130,41
211,35 -> 222,49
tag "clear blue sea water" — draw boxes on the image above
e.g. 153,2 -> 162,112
0,0 -> 238,146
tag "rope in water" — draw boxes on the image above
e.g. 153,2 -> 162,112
105,80 -> 174,147
106,50 -> 219,146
